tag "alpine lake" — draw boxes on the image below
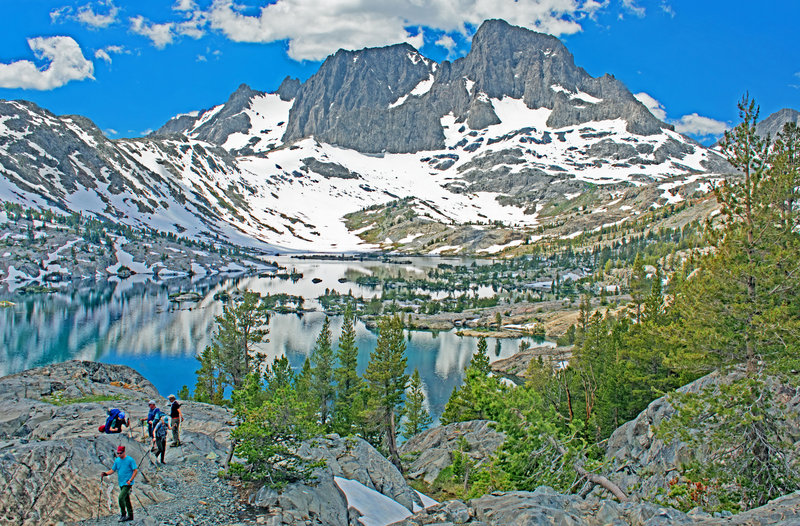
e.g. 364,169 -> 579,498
0,255 -> 549,423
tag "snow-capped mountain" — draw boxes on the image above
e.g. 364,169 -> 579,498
0,20 -> 734,254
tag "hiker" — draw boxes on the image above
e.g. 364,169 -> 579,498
100,445 -> 138,522
167,394 -> 183,446
98,423 -> 122,434
101,408 -> 129,434
144,400 -> 162,440
151,413 -> 170,464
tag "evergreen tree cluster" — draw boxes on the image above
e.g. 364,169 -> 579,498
436,98 -> 800,511
193,299 -> 433,485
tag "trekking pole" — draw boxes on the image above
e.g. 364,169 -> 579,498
97,477 -> 103,518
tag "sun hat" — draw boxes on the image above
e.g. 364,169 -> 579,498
148,400 -> 156,405
168,394 -> 175,400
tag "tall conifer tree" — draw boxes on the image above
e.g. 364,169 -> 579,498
310,317 -> 335,428
334,304 -> 363,435
402,368 -> 432,439
364,315 -> 408,472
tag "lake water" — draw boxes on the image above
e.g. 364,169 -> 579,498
0,257 -> 544,422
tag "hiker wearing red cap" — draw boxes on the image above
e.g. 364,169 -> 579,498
101,445 -> 138,522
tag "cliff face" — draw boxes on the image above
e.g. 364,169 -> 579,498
281,19 -> 668,154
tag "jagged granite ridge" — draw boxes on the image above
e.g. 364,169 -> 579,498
281,19 -> 669,154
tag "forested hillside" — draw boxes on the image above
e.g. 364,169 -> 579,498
186,97 -> 799,515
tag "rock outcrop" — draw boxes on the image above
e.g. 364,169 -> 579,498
0,361 -> 234,525
249,434 -> 427,525
602,369 -> 800,509
390,486 -> 800,525
282,43 -> 440,153
400,420 -> 505,485
490,345 -> 572,383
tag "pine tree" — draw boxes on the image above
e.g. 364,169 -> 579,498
230,356 -> 318,487
363,315 -> 409,472
310,317 -> 335,428
194,344 -> 225,405
628,253 -> 647,322
658,99 -> 800,509
441,336 -> 506,424
333,304 -> 363,435
642,265 -> 664,324
402,369 -> 432,439
673,97 -> 799,374
472,336 -> 491,374
195,291 -> 269,400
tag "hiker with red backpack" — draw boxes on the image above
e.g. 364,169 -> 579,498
99,408 -> 129,434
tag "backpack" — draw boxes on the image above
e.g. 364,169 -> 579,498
155,416 -> 169,438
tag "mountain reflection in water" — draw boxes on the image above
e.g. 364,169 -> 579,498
0,258 -> 546,422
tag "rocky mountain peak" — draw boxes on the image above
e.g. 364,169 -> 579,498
756,107 -> 800,139
281,42 -> 438,152
277,19 -> 670,153
275,76 -> 301,101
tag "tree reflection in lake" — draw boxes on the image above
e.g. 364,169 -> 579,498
0,257 -> 546,422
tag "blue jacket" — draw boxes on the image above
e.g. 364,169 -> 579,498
147,407 -> 162,424
104,408 -> 126,433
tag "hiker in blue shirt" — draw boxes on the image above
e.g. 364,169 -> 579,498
101,445 -> 138,522
144,400 -> 162,441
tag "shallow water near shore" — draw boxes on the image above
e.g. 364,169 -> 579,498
0,256 -> 546,422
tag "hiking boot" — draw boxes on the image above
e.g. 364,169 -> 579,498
121,516 -> 133,522
118,515 -> 128,522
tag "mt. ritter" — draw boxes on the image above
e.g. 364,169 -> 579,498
1,19 -> 735,255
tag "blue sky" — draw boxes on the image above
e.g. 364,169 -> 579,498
1,1 -> 797,144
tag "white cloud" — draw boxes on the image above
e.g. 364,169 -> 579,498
660,1 -> 675,17
196,54 -> 207,62
621,0 -> 645,17
205,0 -> 600,61
795,72 -> 800,79
176,12 -> 207,39
76,1 -> 119,28
95,49 -> 112,63
673,113 -> 729,137
0,36 -> 94,90
634,92 -> 728,138
105,128 -> 118,135
634,92 -> 667,120
50,6 -> 72,23
129,12 -> 206,48
173,0 -> 197,11
130,16 -> 176,48
436,35 -> 456,52
94,44 -> 128,64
